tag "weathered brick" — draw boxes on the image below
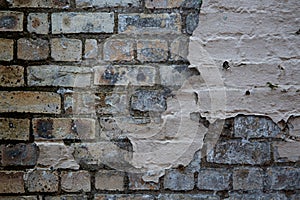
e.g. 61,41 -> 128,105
93,65 -> 156,86
288,116 -> 300,137
8,0 -> 70,8
0,143 -> 38,166
84,39 -> 99,59
0,171 -> 25,193
229,192 -> 287,200
0,118 -> 30,140
0,11 -> 23,31
266,167 -> 300,190
27,13 -> 49,34
95,194 -> 155,200
0,196 -> 37,200
64,92 -> 96,114
186,13 -> 199,34
233,167 -> 263,190
25,169 -> 59,192
0,91 -> 61,114
170,36 -> 189,61
158,194 -> 220,200
97,92 -> 128,115
44,195 -> 88,200
0,65 -> 24,87
290,193 -> 300,200
207,140 -> 271,165
33,118 -> 95,140
137,39 -> 168,62
145,0 -> 201,8
234,115 -> 281,138
52,12 -> 114,34
51,38 -> 82,61
28,65 -> 91,87
103,39 -> 135,61
0,38 -> 14,61
128,173 -> 160,190
95,171 -> 124,191
197,168 -> 231,190
37,142 -> 80,169
61,171 -> 91,192
273,141 -> 300,162
118,13 -> 181,33
164,168 -> 194,191
76,0 -> 140,8
17,38 -> 49,60
131,90 -> 166,112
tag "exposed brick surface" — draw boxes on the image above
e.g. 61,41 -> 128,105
17,38 -> 49,60
27,13 -> 49,34
266,167 -> 300,190
131,90 -> 166,112
158,194 -> 220,200
26,170 -> 59,192
0,118 -> 30,140
164,168 -> 194,191
0,171 -> 25,193
95,171 -> 124,191
76,0 -> 140,8
0,11 -> 23,31
44,195 -> 88,200
84,39 -> 99,59
233,167 -> 263,190
128,173 -> 160,190
0,197 -> 37,200
51,38 -> 82,61
103,39 -> 135,61
145,0 -> 201,8
61,171 -> 91,192
0,38 -> 14,61
9,0 -> 70,8
0,65 -> 24,87
95,194 -> 155,200
137,39 -> 168,62
197,168 -> 231,190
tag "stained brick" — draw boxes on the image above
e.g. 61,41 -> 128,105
95,194 -> 155,200
0,197 -> 37,200
84,39 -> 99,59
158,194 -> 220,200
52,12 -> 114,34
131,90 -> 166,112
186,13 -> 199,34
27,13 -> 49,34
128,173 -> 160,190
118,13 -> 181,33
164,168 -> 194,191
233,167 -> 264,190
197,168 -> 231,190
76,0 -> 140,8
44,195 -> 88,200
170,36 -> 189,61
0,38 -> 14,61
0,118 -> 30,140
33,118 -> 95,140
95,171 -> 124,191
0,65 -> 24,87
9,0 -> 70,8
51,38 -> 82,61
266,167 -> 300,190
0,143 -> 38,166
0,91 -> 61,114
64,92 -> 96,115
17,38 -> 49,60
93,65 -> 156,86
0,11 -> 23,31
61,171 -> 91,192
103,39 -> 135,61
137,39 -> 168,62
145,0 -> 201,8
0,171 -> 25,193
229,192 -> 287,200
26,169 -> 59,192
27,65 -> 91,87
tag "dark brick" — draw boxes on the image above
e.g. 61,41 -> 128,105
158,194 -> 220,200
26,169 -> 59,192
0,171 -> 25,193
186,13 -> 199,34
164,168 -> 194,191
131,90 -> 166,112
197,168 -> 231,190
266,167 -> 300,190
229,191 -> 287,200
233,167 -> 263,190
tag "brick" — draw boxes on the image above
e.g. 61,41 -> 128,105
0,118 -> 30,140
61,171 -> 91,192
0,143 -> 38,166
51,38 -> 82,61
290,193 -> 300,200
95,194 -> 155,200
128,173 -> 160,190
0,197 -> 37,200
0,38 -> 14,61
229,192 -> 287,200
158,194 -> 220,200
273,141 -> 300,162
26,169 -> 59,192
0,11 -> 23,31
97,92 -> 128,115
233,167 -> 263,190
8,0 -> 70,8
44,195 -> 88,200
33,118 -> 95,140
234,115 -> 281,138
0,91 -> 61,114
164,168 -> 194,191
288,116 -> 300,137
64,92 -> 97,115
266,167 -> 300,190
118,13 -> 181,33
84,39 -> 99,59
27,13 -> 49,34
52,12 -> 114,34
145,0 -> 201,8
95,171 -> 124,191
131,90 -> 166,112
207,140 -> 271,165
170,36 -> 189,61
137,39 -> 168,62
103,39 -> 135,61
93,65 -> 156,86
0,65 -> 24,87
197,168 -> 231,190
186,13 -> 199,34
17,38 -> 49,60
27,65 -> 91,87
37,142 -> 80,169
0,171 -> 24,193
76,0 -> 140,8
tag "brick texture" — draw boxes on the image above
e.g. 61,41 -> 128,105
0,11 -> 23,31
0,171 -> 25,193
0,118 -> 30,140
0,65 -> 24,87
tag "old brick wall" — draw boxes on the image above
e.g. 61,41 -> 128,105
0,0 -> 299,200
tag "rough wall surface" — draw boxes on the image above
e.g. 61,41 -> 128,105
0,0 -> 299,200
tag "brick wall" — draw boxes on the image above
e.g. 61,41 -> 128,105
0,0 -> 299,199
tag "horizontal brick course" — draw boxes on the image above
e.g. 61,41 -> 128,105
8,0 -> 70,8
76,0 -> 140,8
